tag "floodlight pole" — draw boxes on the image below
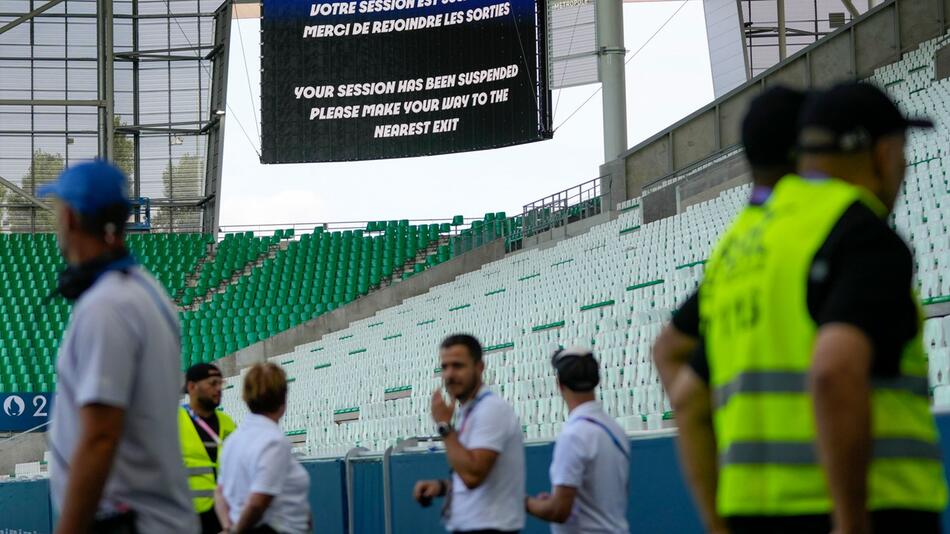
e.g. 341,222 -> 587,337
598,0 -> 627,162
97,0 -> 115,161
777,0 -> 787,61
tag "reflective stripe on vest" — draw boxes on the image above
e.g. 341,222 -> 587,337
190,489 -> 216,498
721,438 -> 943,466
187,466 -> 215,476
714,370 -> 930,409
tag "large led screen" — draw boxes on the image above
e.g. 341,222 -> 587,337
261,0 -> 551,163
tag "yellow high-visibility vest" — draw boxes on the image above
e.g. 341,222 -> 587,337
700,175 -> 947,517
179,406 -> 236,513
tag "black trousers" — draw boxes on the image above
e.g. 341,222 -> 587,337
91,511 -> 137,534
199,509 -> 222,534
728,510 -> 941,534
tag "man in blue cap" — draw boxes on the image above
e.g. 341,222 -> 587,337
42,160 -> 198,534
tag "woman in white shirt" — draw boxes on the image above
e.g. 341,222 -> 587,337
216,363 -> 311,534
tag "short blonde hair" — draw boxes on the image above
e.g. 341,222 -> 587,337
243,363 -> 287,414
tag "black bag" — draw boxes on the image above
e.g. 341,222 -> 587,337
90,510 -> 137,534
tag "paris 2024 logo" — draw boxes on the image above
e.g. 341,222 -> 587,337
2,395 -> 25,417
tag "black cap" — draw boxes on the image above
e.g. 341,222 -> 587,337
742,86 -> 808,167
798,82 -> 933,153
185,363 -> 222,384
551,346 -> 600,392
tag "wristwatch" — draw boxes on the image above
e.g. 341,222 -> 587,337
436,421 -> 454,438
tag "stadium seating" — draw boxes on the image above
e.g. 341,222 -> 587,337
214,31 -> 950,454
216,186 -> 741,455
178,214 -> 521,365
0,212 -> 520,389
126,233 -> 211,300
180,231 -> 279,308
0,232 -> 213,393
875,33 -> 950,404
2,32 -> 949,461
0,234 -> 63,393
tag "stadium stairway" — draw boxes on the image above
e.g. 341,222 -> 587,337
180,231 -> 295,310
385,234 -> 453,284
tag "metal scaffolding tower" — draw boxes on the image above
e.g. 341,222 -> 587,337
0,0 -> 230,233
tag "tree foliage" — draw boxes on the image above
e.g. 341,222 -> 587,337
154,153 -> 204,230
0,117 -> 135,231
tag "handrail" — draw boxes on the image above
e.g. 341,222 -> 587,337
514,175 -> 610,240
218,216 -> 485,237
641,144 -> 743,195
522,175 -> 606,214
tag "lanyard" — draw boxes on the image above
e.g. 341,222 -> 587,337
576,416 -> 629,461
749,185 -> 773,206
443,390 -> 492,523
457,390 -> 492,436
183,404 -> 220,445
128,271 -> 180,341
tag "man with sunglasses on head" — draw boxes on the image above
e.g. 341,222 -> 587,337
180,363 -> 237,534
526,347 -> 629,533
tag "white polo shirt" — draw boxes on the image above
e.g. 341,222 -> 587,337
49,266 -> 197,533
447,385 -> 526,532
549,401 -> 629,534
219,413 -> 311,534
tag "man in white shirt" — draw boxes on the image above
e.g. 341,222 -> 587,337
42,161 -> 197,533
526,347 -> 630,533
413,334 -> 526,534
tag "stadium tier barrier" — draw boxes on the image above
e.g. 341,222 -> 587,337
5,416 -> 950,533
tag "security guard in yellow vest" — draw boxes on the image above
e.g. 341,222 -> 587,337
679,82 -> 947,534
180,363 -> 236,534
653,86 -> 807,534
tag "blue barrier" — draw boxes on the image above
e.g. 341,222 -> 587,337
386,438 -> 702,534
304,459 -> 347,534
627,435 -> 703,533
351,458 -> 385,534
938,414 -> 950,533
522,443 -> 560,534
389,450 -> 446,534
0,478 -> 51,533
6,414 -> 950,533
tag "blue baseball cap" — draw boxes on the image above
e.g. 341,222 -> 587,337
38,160 -> 131,215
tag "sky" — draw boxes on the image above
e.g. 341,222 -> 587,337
217,1 -> 714,229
